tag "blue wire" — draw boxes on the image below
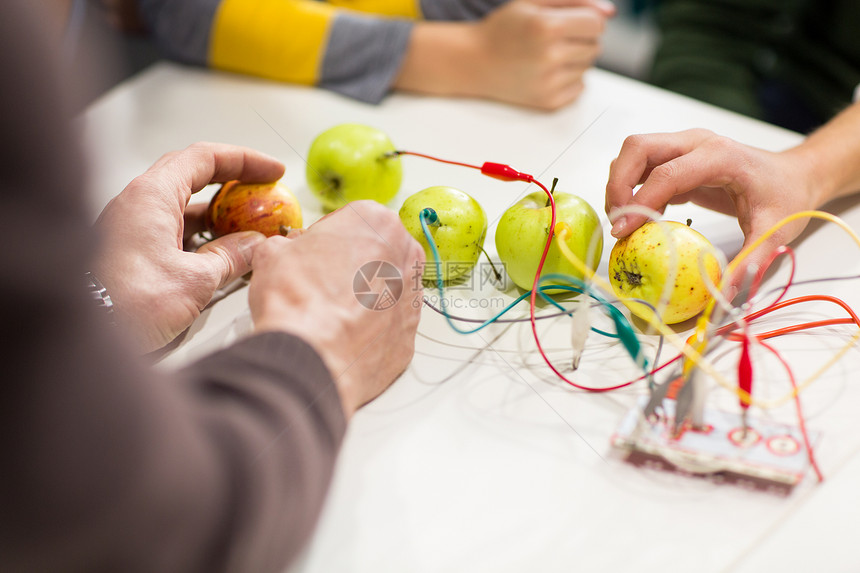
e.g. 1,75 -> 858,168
419,210 -> 621,339
419,210 -> 650,373
420,210 -> 536,334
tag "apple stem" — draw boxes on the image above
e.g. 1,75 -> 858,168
545,177 -> 559,207
479,246 -> 503,283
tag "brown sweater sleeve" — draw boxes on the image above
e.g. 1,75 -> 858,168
0,2 -> 346,572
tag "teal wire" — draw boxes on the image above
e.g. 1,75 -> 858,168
419,211 -> 649,373
419,211 -> 619,338
538,273 -> 648,370
537,273 -> 628,329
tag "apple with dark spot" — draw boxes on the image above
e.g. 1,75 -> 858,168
206,180 -> 303,238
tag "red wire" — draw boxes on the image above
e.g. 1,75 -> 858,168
401,149 -> 841,483
757,339 -> 824,482
637,295 -> 860,383
749,245 -> 796,307
526,179 -> 640,392
519,190 -> 860,393
722,294 -> 860,340
727,318 -> 855,341
738,334 -> 753,408
397,149 -> 860,402
394,150 -> 484,172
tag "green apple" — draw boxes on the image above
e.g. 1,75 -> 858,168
306,123 -> 402,210
399,186 -> 487,282
608,221 -> 722,324
495,190 -> 603,291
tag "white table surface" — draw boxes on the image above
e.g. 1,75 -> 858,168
82,62 -> 860,573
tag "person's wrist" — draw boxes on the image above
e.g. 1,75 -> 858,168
778,143 -> 826,212
252,311 -> 359,419
394,21 -> 483,98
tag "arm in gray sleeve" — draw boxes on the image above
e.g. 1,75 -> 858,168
319,0 -> 513,103
135,0 -> 221,64
319,13 -> 413,104
137,0 -> 413,105
420,0 -> 508,21
0,3 -> 346,571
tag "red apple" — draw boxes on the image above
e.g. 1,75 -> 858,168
206,180 -> 303,237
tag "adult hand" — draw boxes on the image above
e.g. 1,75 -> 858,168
94,142 -> 285,352
395,0 -> 613,110
604,129 -> 819,291
249,201 -> 425,419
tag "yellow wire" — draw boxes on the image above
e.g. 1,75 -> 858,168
554,223 -> 736,390
696,210 -> 860,336
692,210 -> 860,404
765,330 -> 860,408
556,211 -> 860,408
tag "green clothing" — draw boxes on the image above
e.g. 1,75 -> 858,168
651,0 -> 860,132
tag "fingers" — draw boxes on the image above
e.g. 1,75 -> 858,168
183,202 -> 209,242
606,130 -> 715,213
196,230 -> 267,289
606,130 -> 719,236
667,187 -> 739,216
550,40 -> 601,67
148,142 -> 286,201
541,6 -> 606,41
525,40 -> 593,109
284,227 -> 308,239
727,203 -> 813,297
724,228 -> 788,302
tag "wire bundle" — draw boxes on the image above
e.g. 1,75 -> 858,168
403,150 -> 860,484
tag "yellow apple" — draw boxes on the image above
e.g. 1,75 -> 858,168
608,221 -> 722,324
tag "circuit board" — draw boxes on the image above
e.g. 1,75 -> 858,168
611,397 -> 819,495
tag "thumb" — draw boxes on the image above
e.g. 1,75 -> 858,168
196,231 -> 266,288
725,232 -> 784,304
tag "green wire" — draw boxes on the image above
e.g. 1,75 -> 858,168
538,273 -> 648,371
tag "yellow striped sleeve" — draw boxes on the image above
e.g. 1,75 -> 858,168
326,0 -> 421,19
208,0 -> 335,85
